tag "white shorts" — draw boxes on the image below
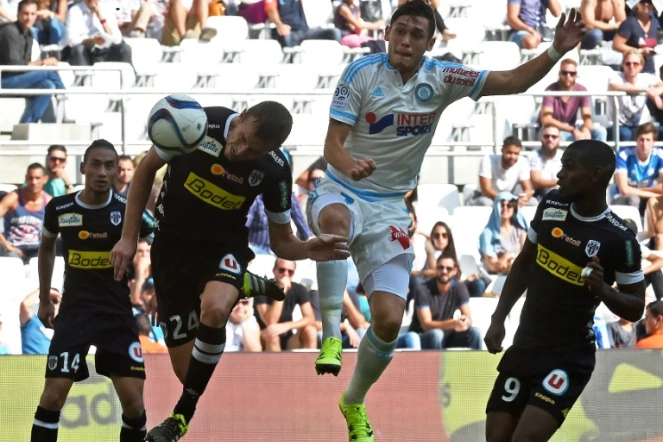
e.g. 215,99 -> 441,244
306,175 -> 415,296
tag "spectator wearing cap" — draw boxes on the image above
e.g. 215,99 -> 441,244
613,0 -> 659,74
20,288 -> 60,354
265,0 -> 342,48
0,0 -> 64,124
44,145 -> 75,197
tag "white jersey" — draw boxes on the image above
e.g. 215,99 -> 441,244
329,53 -> 489,195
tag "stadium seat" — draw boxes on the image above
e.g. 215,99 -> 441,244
301,0 -> 333,28
124,38 -> 163,70
476,42 -> 521,70
92,62 -> 136,89
206,16 -> 249,42
0,183 -> 17,193
461,183 -> 478,205
247,254 -> 276,278
153,63 -> 197,90
468,297 -> 498,349
27,257 -> 65,290
417,183 -> 461,214
238,39 -> 283,66
452,206 -> 492,261
609,205 -> 642,233
519,205 -> 537,225
300,40 -> 344,68
417,206 -> 451,237
179,39 -> 225,67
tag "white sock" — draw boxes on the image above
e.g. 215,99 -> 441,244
344,326 -> 397,405
317,259 -> 347,341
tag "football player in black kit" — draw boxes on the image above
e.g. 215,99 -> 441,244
484,140 -> 647,442
32,140 -> 154,442
110,101 -> 350,441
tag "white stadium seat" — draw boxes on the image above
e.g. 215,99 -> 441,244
300,40 -> 344,68
0,184 -> 17,193
609,205 -> 642,233
452,206 -> 492,261
476,42 -> 521,70
207,16 -> 249,42
468,297 -> 498,349
417,183 -> 461,214
239,39 -> 283,66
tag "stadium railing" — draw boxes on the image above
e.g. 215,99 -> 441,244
0,65 -> 634,155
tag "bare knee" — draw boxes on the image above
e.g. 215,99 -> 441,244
119,391 -> 145,418
522,35 -> 540,49
261,329 -> 281,351
299,325 -> 317,349
199,283 -> 237,327
318,204 -> 351,236
39,384 -> 70,411
370,294 -> 405,342
486,412 -> 517,442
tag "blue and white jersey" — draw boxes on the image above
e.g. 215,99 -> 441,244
616,146 -> 663,188
329,53 -> 489,195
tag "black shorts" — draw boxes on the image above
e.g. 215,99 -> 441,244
46,309 -> 145,382
485,345 -> 595,425
151,236 -> 252,348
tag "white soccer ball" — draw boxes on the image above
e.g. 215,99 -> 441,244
147,94 -> 208,156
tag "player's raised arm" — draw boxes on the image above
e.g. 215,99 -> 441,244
110,146 -> 165,280
481,9 -> 586,97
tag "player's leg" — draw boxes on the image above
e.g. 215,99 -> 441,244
510,406 -> 559,442
31,378 -> 75,442
166,340 -> 196,383
485,412 -> 520,442
485,368 -> 530,442
112,376 -> 147,442
309,191 -> 353,375
339,255 -> 409,442
147,281 -> 239,441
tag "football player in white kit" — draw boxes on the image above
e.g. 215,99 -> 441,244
307,1 -> 587,440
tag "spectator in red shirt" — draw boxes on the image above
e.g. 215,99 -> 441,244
539,58 -> 607,142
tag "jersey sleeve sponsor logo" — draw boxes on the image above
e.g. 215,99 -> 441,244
68,250 -> 112,269
366,112 -> 436,136
197,136 -> 222,157
58,213 -> 83,227
219,254 -> 241,274
442,66 -> 481,87
536,244 -> 585,286
585,240 -> 601,257
128,342 -> 144,363
332,82 -> 350,110
268,150 -> 284,167
248,170 -> 264,186
414,83 -> 434,103
279,180 -> 289,209
209,164 -> 244,183
624,240 -> 635,267
110,211 -> 122,226
542,207 -> 568,221
184,172 -> 245,210
542,369 -> 569,396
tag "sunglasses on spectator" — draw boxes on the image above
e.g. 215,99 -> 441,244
432,232 -> 448,239
238,299 -> 250,306
276,267 -> 295,276
624,61 -> 640,67
542,134 -> 559,139
559,70 -> 577,76
48,156 -> 66,163
436,265 -> 455,272
500,201 -> 516,208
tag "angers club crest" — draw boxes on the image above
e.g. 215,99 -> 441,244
585,240 -> 601,258
248,170 -> 264,187
110,211 -> 122,226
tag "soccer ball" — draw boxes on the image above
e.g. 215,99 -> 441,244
147,94 -> 208,155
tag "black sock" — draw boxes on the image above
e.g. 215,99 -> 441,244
31,406 -> 60,442
173,323 -> 226,422
120,411 -> 147,442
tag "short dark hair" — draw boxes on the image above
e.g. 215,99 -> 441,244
18,0 -> 38,12
47,145 -> 67,156
391,0 -> 436,38
83,139 -> 118,163
503,136 -> 523,149
623,218 -> 639,235
118,154 -> 133,163
245,101 -> 293,149
436,252 -> 458,268
635,122 -> 658,140
135,314 -> 152,336
567,140 -> 616,187
27,163 -> 46,174
647,300 -> 663,318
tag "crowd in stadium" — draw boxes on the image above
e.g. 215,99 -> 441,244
2,0 -> 663,357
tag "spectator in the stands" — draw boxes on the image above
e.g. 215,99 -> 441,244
0,163 -> 50,263
255,259 -> 316,351
114,0 -> 153,37
295,159 -> 326,211
32,0 -> 67,45
611,123 -> 663,214
136,314 -> 168,354
226,298 -> 262,352
580,0 -> 626,49
607,316 -> 637,348
530,125 -> 563,199
608,51 -> 663,141
265,0 -> 342,48
402,0 -> 456,42
129,238 -> 151,309
613,0 -> 659,74
20,288 -> 59,354
0,0 -> 20,22
310,289 -> 371,349
636,300 -> 663,348
479,192 -> 528,275
114,154 -> 134,197
623,218 -> 663,300
334,0 -> 383,48
506,0 -> 562,49
467,136 -> 536,207
61,0 -> 133,66
247,193 -> 312,255
409,254 -> 481,350
161,0 -> 216,46
44,145 -> 75,197
0,0 -> 64,124
539,58 -> 607,142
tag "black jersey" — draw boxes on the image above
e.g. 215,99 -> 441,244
153,106 -> 293,244
516,190 -> 644,351
42,191 -> 154,315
